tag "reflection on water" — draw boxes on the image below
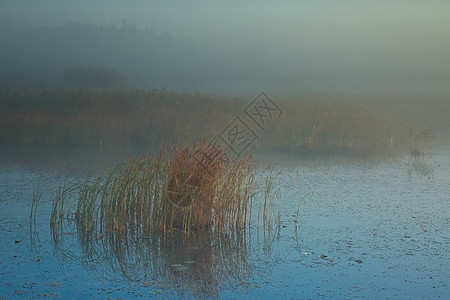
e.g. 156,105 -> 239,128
0,145 -> 143,174
2,147 -> 450,299
51,225 -> 252,297
407,153 -> 437,179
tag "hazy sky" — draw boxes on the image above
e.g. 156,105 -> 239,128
2,0 -> 450,95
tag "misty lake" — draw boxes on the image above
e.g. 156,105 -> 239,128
0,146 -> 449,299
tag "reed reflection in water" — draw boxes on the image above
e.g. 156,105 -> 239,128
407,153 -> 437,179
52,225 -> 252,297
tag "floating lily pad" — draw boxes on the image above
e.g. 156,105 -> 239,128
170,264 -> 189,271
184,260 -> 195,264
170,264 -> 183,268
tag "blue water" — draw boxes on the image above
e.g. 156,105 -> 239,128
0,148 -> 449,299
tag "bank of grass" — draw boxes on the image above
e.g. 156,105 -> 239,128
0,88 -> 438,156
0,88 -> 237,147
263,99 -> 408,156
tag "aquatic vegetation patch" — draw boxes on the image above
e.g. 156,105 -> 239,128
46,140 -> 281,296
409,127 -> 433,156
41,141 -> 281,297
50,141 -> 260,242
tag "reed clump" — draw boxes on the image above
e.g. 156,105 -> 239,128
409,127 -> 433,156
51,141 -> 257,241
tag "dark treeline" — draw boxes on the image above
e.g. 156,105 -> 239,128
0,21 -> 183,89
0,21 -> 266,92
2,2 -> 450,95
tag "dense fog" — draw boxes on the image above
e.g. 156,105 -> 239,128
1,0 -> 450,95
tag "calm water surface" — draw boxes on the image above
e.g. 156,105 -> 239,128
0,147 -> 449,299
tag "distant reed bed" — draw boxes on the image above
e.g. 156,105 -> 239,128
264,100 -> 410,156
1,88 -> 436,156
0,88 -> 237,147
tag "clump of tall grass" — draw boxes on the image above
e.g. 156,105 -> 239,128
44,141 -> 275,296
409,127 -> 433,156
50,141 -> 257,243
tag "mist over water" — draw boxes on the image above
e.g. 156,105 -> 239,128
2,0 -> 450,95
1,3 -> 450,298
